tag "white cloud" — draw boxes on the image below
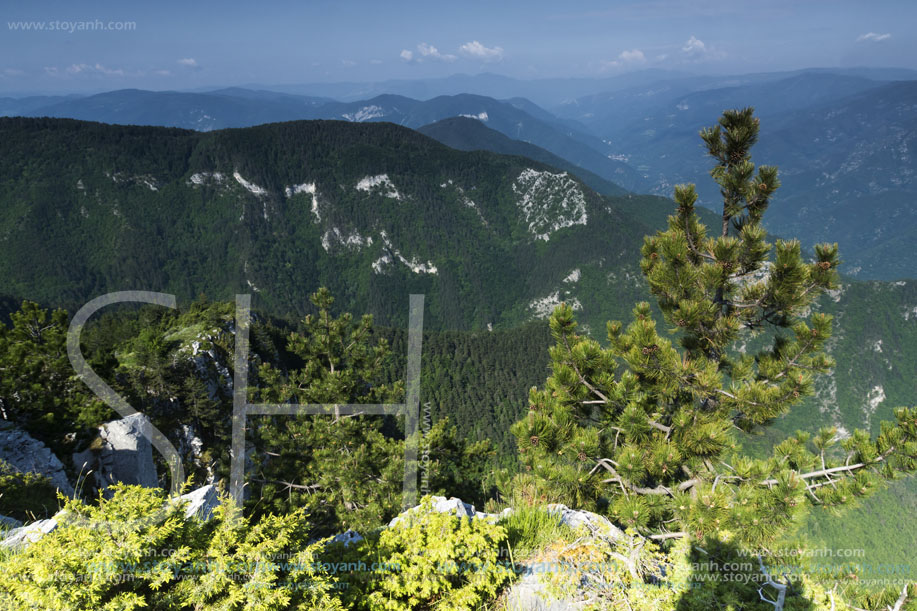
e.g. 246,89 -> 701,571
1,68 -> 24,77
341,59 -> 357,66
601,48 -> 646,70
459,40 -> 504,62
679,36 -> 724,62
177,58 -> 198,67
618,49 -> 646,63
856,32 -> 891,43
152,69 -> 171,76
66,63 -> 124,76
682,35 -> 706,57
95,64 -> 125,76
370,59 -> 383,65
417,42 -> 456,62
401,43 -> 457,63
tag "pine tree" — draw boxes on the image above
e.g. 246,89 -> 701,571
0,301 -> 106,456
511,108 -> 917,547
249,288 -> 405,536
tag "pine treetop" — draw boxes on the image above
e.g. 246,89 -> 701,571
511,108 -> 917,547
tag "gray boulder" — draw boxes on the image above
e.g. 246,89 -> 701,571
0,423 -> 74,496
0,514 -> 23,529
545,503 -> 624,542
73,413 -> 158,493
504,569 -> 591,611
331,529 -> 364,547
502,505 -> 627,611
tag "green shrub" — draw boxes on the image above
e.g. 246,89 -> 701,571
0,484 -> 344,611
363,497 -> 514,611
0,459 -> 60,522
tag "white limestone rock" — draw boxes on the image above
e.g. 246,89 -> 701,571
0,516 -> 60,548
388,496 -> 500,528
178,484 -> 220,521
545,503 -> 624,541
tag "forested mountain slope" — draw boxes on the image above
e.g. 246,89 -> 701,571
0,117 -> 665,330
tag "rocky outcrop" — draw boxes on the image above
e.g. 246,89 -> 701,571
382,498 -> 634,611
544,503 -> 624,541
73,413 -> 158,494
330,496 -> 507,550
505,581 -> 587,611
181,330 -> 234,402
0,423 -> 74,496
331,529 -> 364,547
387,495 -> 507,528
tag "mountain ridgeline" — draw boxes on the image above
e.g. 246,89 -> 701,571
418,116 -> 627,196
14,89 -> 645,192
10,70 -> 917,281
0,116 -> 667,331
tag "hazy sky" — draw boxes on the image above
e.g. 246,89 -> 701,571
1,0 -> 914,94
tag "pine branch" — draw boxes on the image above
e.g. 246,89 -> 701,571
757,555 -> 788,611
758,446 -> 895,487
889,585 -> 910,611
591,457 -> 698,496
648,531 -> 687,541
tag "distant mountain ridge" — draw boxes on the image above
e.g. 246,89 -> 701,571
225,66 -> 917,106
16,88 -> 330,130
554,72 -> 917,280
315,93 -> 645,189
16,88 -> 645,192
11,69 -> 917,279
418,116 -> 627,196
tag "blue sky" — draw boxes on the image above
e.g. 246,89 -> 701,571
1,0 -> 914,94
